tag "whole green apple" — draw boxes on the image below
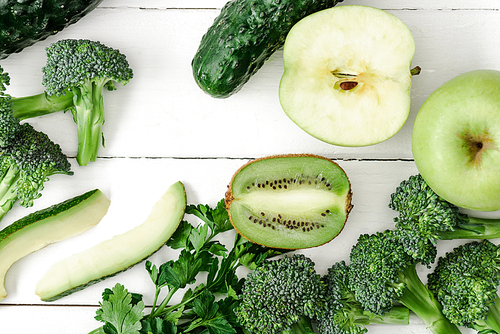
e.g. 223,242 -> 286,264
413,70 -> 500,211
279,5 -> 417,147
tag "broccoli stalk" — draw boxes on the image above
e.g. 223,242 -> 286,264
317,260 -> 409,334
389,174 -> 500,263
347,230 -> 461,334
396,264 -> 457,333
483,296 -> 500,334
428,240 -> 500,333
284,316 -> 316,334
10,39 -> 133,166
69,77 -> 107,166
10,91 -> 74,120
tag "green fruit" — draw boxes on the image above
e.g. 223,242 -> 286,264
35,181 -> 186,301
0,0 -> 103,59
0,189 -> 110,301
191,0 -> 344,98
413,70 -> 500,212
279,5 -> 417,146
225,154 -> 352,249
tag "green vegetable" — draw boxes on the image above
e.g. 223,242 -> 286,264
0,0 -> 103,59
11,39 -> 133,166
347,229 -> 461,334
94,284 -> 145,334
0,122 -> 73,221
89,199 -> 288,334
0,123 -> 73,219
35,181 -> 186,302
428,240 -> 500,334
235,254 -> 324,334
0,67 -> 73,221
192,0 -> 344,98
389,174 -> 500,264
0,66 -> 73,221
236,254 -> 409,334
0,67 -> 21,148
317,261 -> 409,334
0,189 -> 110,301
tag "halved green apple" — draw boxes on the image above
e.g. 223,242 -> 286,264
279,5 -> 417,147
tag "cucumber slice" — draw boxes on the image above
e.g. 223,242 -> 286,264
0,189 -> 110,301
225,154 -> 353,249
35,181 -> 186,301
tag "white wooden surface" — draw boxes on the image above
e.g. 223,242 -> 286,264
0,0 -> 499,333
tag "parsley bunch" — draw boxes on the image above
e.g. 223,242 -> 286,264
89,200 -> 287,334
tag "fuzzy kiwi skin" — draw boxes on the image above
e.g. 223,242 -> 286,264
225,154 -> 353,249
192,0 -> 344,98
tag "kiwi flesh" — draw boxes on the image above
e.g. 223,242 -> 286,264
225,154 -> 353,249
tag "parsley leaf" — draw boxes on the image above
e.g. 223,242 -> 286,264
157,249 -> 212,289
95,283 -> 145,334
140,317 -> 177,334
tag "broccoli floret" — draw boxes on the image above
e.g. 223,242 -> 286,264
389,174 -> 500,264
10,39 -> 133,166
0,67 -> 21,147
317,260 -> 409,334
347,229 -> 461,334
0,122 -> 73,221
235,254 -> 325,334
427,240 -> 500,333
0,67 -> 72,221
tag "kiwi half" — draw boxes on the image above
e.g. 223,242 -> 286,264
225,154 -> 353,249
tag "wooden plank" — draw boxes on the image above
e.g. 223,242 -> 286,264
101,0 -> 500,10
0,157 -> 483,333
0,1 -> 499,333
1,157 -> 490,306
0,158 -> 411,304
1,303 -> 474,334
1,7 -> 499,160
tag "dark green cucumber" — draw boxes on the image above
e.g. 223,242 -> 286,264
0,0 -> 103,59
0,189 -> 110,300
192,0 -> 344,98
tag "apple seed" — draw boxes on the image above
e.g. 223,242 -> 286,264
340,81 -> 358,90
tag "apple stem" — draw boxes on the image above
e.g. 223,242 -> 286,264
411,66 -> 421,76
331,71 -> 357,79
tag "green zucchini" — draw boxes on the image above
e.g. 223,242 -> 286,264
0,0 -> 103,59
0,189 -> 110,301
35,181 -> 186,302
191,0 -> 344,98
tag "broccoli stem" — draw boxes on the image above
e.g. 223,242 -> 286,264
10,91 -> 74,120
438,216 -> 500,240
396,264 -> 461,334
481,295 -> 500,333
364,306 -> 410,325
71,79 -> 107,166
282,315 -> 315,334
0,166 -> 19,221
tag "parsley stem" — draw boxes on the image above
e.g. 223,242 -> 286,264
150,286 -> 162,315
149,287 -> 179,318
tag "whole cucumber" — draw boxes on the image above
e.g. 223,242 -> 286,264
192,0 -> 344,98
0,0 -> 103,60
